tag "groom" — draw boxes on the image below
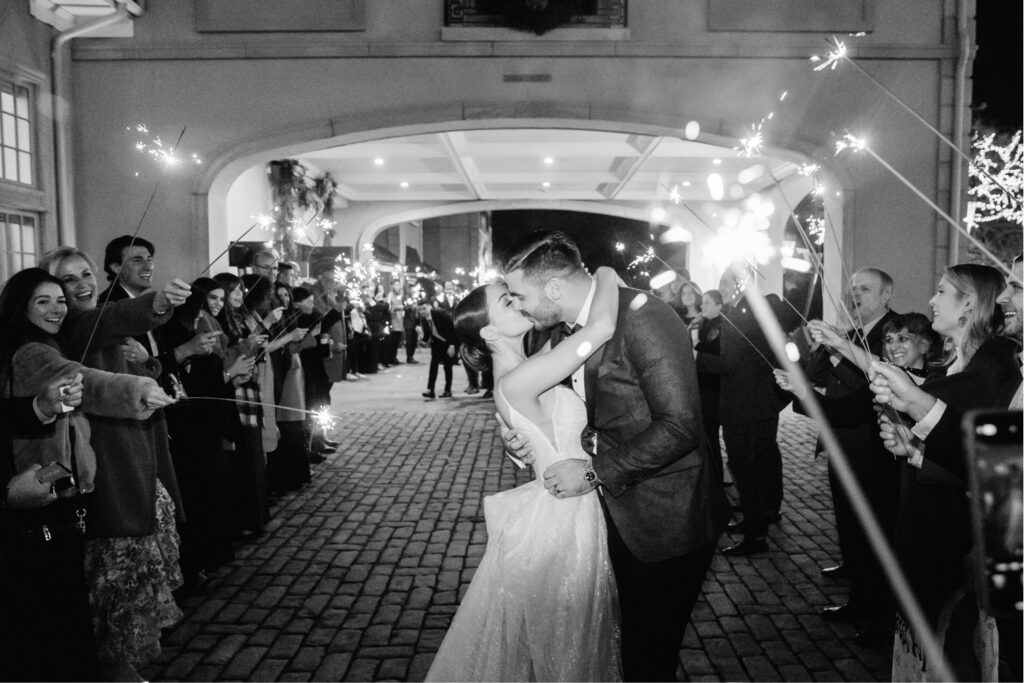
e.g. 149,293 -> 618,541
503,230 -> 729,681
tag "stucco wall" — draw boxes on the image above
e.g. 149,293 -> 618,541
65,0 -> 967,314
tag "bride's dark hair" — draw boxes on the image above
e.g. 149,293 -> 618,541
454,285 -> 493,373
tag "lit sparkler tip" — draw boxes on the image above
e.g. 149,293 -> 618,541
312,407 -> 337,432
811,39 -> 847,71
797,163 -> 821,176
738,130 -> 764,158
667,185 -> 682,204
835,133 -> 867,155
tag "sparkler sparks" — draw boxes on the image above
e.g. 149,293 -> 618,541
312,406 -> 337,432
129,123 -> 202,169
810,39 -> 847,71
835,133 -> 867,155
737,125 -> 765,158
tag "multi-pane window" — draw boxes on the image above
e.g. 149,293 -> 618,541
0,80 -> 33,185
0,211 -> 38,282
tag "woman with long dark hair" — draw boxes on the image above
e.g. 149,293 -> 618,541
426,266 -> 622,681
0,267 -> 175,681
214,272 -> 270,536
161,278 -> 251,588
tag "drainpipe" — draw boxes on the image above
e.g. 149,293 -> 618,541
51,5 -> 131,246
949,0 -> 974,265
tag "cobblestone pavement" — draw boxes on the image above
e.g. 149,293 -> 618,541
142,358 -> 892,682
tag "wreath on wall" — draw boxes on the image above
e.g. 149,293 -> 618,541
503,0 -> 587,35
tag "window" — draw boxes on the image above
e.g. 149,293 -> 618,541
0,210 -> 38,281
0,79 -> 33,185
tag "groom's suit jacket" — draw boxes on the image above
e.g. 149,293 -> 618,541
531,287 -> 729,562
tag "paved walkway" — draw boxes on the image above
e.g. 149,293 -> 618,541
142,356 -> 892,682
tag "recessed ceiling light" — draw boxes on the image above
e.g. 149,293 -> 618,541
543,157 -> 554,165
681,181 -> 691,187
712,158 -> 722,165
374,158 -> 384,166
400,181 -> 409,188
542,181 -> 551,188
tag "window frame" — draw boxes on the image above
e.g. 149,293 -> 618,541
0,75 -> 36,188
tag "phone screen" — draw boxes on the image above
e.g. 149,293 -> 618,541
964,409 -> 1023,621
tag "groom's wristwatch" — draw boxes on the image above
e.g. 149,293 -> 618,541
583,462 -> 599,487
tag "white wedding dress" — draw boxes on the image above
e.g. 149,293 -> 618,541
426,385 -> 622,682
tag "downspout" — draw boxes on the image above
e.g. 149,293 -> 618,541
949,0 -> 974,265
51,6 -> 131,246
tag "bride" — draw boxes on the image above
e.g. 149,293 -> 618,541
425,266 -> 622,682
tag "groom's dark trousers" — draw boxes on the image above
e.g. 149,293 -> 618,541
604,503 -> 718,682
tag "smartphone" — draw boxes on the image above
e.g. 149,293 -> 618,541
963,409 -> 1023,621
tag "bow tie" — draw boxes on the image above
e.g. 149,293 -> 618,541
904,367 -> 928,379
559,322 -> 580,337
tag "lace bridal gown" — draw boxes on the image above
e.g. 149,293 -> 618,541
426,385 -> 622,682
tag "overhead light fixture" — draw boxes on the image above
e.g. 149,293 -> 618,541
650,207 -> 668,223
681,181 -> 691,187
543,157 -> 554,165
707,173 -> 724,201
542,181 -> 551,188
400,181 -> 409,188
684,121 -> 700,140
374,158 -> 384,166
712,158 -> 722,165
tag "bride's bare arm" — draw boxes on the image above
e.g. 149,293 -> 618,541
502,266 -> 618,404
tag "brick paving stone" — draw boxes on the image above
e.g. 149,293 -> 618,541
250,659 -> 289,682
146,397 -> 890,682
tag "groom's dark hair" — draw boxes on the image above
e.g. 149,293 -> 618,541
504,230 -> 583,281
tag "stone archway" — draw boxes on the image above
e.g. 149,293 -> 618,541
196,106 -> 844,318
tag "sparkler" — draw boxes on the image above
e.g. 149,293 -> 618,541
835,134 -> 1017,281
312,405 -> 337,432
812,36 -> 1019,208
79,125 -> 190,363
809,39 -> 847,72
130,123 -> 202,170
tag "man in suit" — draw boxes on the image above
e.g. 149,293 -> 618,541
422,303 -> 457,399
804,267 -> 901,643
696,262 -> 791,555
98,235 -> 216,385
503,230 -> 729,682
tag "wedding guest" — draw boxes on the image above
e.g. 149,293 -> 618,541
293,286 -> 333,457
696,262 -> 789,555
213,272 -> 270,536
870,263 -> 1018,680
41,247 -> 190,680
162,279 -> 250,588
1,375 -> 95,682
256,280 -> 311,490
802,267 -> 900,632
363,288 -> 389,372
403,297 -> 420,363
422,303 -> 457,399
679,281 -> 702,328
0,268 -> 175,681
695,289 -> 724,465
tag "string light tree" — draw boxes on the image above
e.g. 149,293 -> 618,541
267,159 -> 338,261
964,129 -> 1023,264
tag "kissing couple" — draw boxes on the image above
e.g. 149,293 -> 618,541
426,231 -> 729,682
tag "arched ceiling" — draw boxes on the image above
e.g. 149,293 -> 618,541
295,128 -> 801,205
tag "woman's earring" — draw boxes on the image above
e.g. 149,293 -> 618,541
957,315 -> 968,328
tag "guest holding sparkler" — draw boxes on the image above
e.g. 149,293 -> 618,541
0,268 -> 177,681
41,246 -> 192,680
868,264 -> 1018,680
293,286 -> 334,459
249,278 -> 312,490
215,272 -> 271,535
162,279 -> 253,589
